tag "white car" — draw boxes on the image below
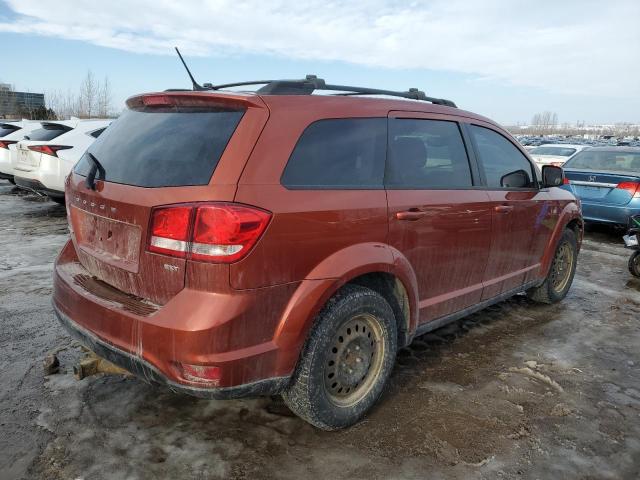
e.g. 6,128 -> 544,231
13,119 -> 111,203
528,144 -> 588,167
0,120 -> 43,183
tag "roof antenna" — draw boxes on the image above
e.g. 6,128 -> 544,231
174,47 -> 206,91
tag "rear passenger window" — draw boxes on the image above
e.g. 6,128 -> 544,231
386,119 -> 472,189
281,118 -> 386,189
469,125 -> 535,189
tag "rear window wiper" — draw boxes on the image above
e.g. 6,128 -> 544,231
85,152 -> 106,191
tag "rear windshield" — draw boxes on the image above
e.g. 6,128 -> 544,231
529,146 -> 576,156
564,150 -> 640,173
74,107 -> 245,188
26,124 -> 72,141
0,124 -> 20,138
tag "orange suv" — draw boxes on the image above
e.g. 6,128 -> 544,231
53,76 -> 582,429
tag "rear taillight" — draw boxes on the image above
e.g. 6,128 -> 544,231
148,206 -> 193,258
0,140 -> 17,149
563,177 -> 571,185
617,182 -> 640,198
147,203 -> 271,263
28,145 -> 72,157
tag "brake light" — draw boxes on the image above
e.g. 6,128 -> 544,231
563,177 -> 571,185
617,182 -> 640,198
28,145 -> 72,157
142,95 -> 173,107
0,140 -> 17,149
147,203 -> 271,263
148,206 -> 193,258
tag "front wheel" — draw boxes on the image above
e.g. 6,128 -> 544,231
527,228 -> 578,304
282,285 -> 397,430
629,251 -> 640,278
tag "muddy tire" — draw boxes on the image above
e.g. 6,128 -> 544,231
527,228 -> 578,304
629,251 -> 640,278
282,285 -> 397,430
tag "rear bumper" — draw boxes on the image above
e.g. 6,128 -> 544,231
0,149 -> 13,177
53,240 -> 299,397
54,304 -> 287,399
581,200 -> 640,226
14,176 -> 64,199
14,154 -> 68,193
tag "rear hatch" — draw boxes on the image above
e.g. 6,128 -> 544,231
563,149 -> 640,205
67,92 -> 268,305
15,122 -> 74,172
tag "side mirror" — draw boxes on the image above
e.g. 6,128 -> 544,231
500,169 -> 530,188
541,165 -> 563,188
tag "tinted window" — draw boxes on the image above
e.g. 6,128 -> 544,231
26,124 -> 71,141
90,127 -> 107,138
564,150 -> 640,173
281,118 -> 386,189
0,124 -> 19,138
74,107 -> 244,188
470,125 -> 535,188
386,119 -> 472,188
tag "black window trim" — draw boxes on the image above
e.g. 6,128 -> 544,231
464,122 -> 540,191
280,116 -> 387,191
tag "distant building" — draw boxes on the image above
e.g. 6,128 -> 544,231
0,83 -> 45,118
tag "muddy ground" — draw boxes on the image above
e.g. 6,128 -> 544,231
1,182 -> 639,480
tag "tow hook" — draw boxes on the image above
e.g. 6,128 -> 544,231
74,351 -> 131,380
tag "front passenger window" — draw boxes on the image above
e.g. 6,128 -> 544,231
470,125 -> 535,189
386,119 -> 472,189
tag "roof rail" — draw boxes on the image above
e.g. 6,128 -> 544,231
200,75 -> 457,108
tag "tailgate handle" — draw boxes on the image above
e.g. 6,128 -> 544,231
494,205 -> 514,214
396,210 -> 427,221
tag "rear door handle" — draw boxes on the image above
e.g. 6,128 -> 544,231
494,205 -> 514,214
396,210 -> 427,221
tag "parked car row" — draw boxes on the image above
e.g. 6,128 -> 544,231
0,118 -> 111,203
517,135 -> 640,148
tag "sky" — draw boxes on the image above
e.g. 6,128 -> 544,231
0,0 -> 638,125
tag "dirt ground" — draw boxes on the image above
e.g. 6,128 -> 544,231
1,182 -> 639,480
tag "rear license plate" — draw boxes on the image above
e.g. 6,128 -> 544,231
70,206 -> 142,272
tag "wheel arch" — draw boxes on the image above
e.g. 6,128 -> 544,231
272,243 -> 419,374
540,202 -> 583,277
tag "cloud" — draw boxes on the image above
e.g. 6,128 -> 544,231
1,0 -> 638,97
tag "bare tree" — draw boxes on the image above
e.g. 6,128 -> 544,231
530,111 -> 558,135
97,76 -> 112,117
45,88 -> 80,119
79,70 -> 98,118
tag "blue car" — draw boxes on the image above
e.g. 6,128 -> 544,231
561,147 -> 640,226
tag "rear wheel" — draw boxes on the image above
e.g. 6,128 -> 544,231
527,228 -> 578,304
282,285 -> 397,430
629,251 -> 640,278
